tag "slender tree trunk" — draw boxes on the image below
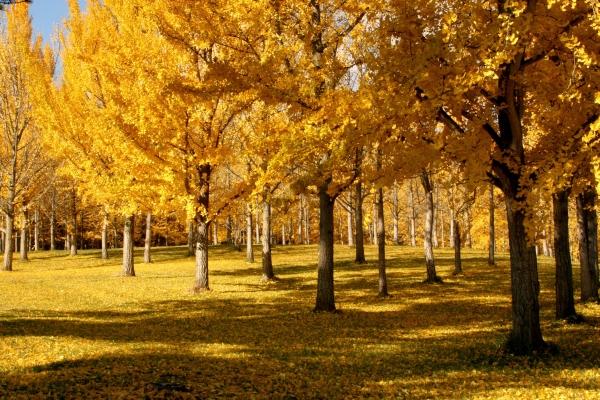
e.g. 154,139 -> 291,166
246,203 -> 254,263
101,210 -> 109,259
50,194 -> 55,251
453,219 -> 462,275
34,208 -> 39,252
371,201 -> 377,245
144,212 -> 152,264
20,207 -> 28,261
226,215 -> 233,244
576,188 -> 599,302
489,184 -> 495,265
433,189 -> 439,248
450,210 -> 455,249
354,181 -> 366,263
347,194 -> 354,246
553,190 -> 578,320
392,181 -> 399,245
314,180 -> 336,312
3,212 -> 14,271
304,201 -> 310,245
542,230 -> 550,257
193,164 -> 211,292
187,221 -> 195,256
122,215 -> 135,277
408,180 -> 417,247
70,191 -> 78,256
261,195 -> 275,281
440,209 -> 445,248
421,171 -> 440,283
377,187 -> 389,297
213,220 -> 218,246
298,195 -> 304,244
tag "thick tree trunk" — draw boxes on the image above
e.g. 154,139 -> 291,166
354,181 -> 366,263
144,212 -> 152,264
453,219 -> 462,275
377,187 -> 389,297
187,221 -> 195,256
122,215 -> 135,277
101,210 -> 109,259
20,207 -> 28,261
315,180 -> 336,312
505,199 -> 545,354
2,212 -> 14,271
576,188 -> 599,302
553,190 -> 578,320
246,203 -> 254,263
261,196 -> 275,281
421,171 -> 440,283
489,184 -> 495,265
193,163 -> 211,292
408,180 -> 417,247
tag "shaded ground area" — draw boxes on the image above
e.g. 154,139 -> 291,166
0,245 -> 599,399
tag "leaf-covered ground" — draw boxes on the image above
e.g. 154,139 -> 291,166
0,245 -> 599,399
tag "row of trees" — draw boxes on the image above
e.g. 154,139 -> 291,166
0,1 -> 598,355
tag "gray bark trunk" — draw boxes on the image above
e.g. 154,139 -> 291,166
20,207 -> 28,261
408,181 -> 417,247
122,215 -> 135,276
50,195 -> 55,251
553,190 -> 577,320
2,212 -> 14,271
354,181 -> 366,263
347,194 -> 354,246
102,210 -> 109,259
33,208 -> 39,251
576,188 -> 599,302
377,187 -> 389,297
421,171 -> 440,283
392,181 -> 399,245
314,180 -> 336,312
261,197 -> 275,280
193,164 -> 211,292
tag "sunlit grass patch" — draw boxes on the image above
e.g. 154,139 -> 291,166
0,244 -> 599,399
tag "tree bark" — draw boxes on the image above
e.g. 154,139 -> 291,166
553,190 -> 578,320
408,180 -> 417,247
261,195 -> 275,281
347,194 -> 354,246
489,184 -> 495,266
421,171 -> 440,283
33,208 -> 39,252
101,210 -> 109,259
453,219 -> 462,275
70,191 -> 77,256
246,203 -> 254,263
187,221 -> 195,256
19,206 -> 28,261
193,163 -> 211,292
315,180 -> 336,312
576,187 -> 599,302
377,187 -> 389,297
297,195 -> 304,244
50,193 -> 55,251
392,181 -> 399,245
122,215 -> 135,277
354,181 -> 366,263
144,212 -> 152,264
2,211 -> 14,271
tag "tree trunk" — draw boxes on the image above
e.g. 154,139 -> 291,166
421,171 -> 440,283
226,215 -> 233,245
377,187 -> 389,297
298,195 -> 304,244
20,207 -> 28,261
541,230 -> 550,257
261,196 -> 275,281
347,194 -> 354,246
70,191 -> 77,256
440,209 -> 445,248
50,196 -> 55,251
304,201 -> 310,244
33,208 -> 39,252
433,189 -> 439,248
489,184 -> 495,266
314,180 -> 336,312
246,203 -> 254,263
144,212 -> 152,264
193,164 -> 211,292
213,220 -> 218,246
576,188 -> 599,302
122,215 -> 135,277
101,210 -> 109,259
187,221 -> 195,256
354,181 -> 366,263
553,190 -> 578,320
2,212 -> 14,271
453,219 -> 462,275
450,210 -> 455,249
392,181 -> 399,245
371,201 -> 377,245
408,180 -> 417,247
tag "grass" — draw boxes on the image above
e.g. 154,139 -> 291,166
0,244 -> 599,399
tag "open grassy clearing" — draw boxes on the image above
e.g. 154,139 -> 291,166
0,245 -> 599,399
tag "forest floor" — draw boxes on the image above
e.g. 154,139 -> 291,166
0,244 -> 599,399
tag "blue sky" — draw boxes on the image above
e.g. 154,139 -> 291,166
30,0 -> 83,46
